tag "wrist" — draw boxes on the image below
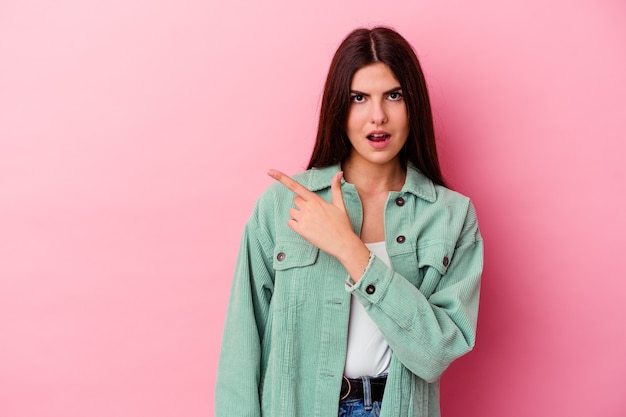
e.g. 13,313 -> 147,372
337,238 -> 371,283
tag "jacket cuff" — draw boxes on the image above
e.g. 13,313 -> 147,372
345,254 -> 393,305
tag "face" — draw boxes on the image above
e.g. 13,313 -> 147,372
345,62 -> 409,170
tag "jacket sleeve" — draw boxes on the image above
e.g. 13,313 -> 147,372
215,210 -> 274,416
347,200 -> 483,383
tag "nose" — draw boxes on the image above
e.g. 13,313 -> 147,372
369,101 -> 387,125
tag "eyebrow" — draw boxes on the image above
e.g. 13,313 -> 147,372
350,87 -> 403,96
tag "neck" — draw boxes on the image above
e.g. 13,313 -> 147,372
341,158 -> 406,194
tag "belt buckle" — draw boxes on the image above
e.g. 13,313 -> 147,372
340,375 -> 352,401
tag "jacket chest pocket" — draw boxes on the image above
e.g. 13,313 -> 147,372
271,241 -> 320,312
272,241 -> 319,270
416,241 -> 453,298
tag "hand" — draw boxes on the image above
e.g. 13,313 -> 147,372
267,169 -> 373,281
267,169 -> 356,258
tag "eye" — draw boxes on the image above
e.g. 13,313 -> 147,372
351,94 -> 366,104
388,91 -> 403,101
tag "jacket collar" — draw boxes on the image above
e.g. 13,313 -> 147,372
305,164 -> 437,203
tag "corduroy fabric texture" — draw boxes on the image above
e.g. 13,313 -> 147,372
215,164 -> 483,417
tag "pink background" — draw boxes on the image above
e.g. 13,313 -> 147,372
1,0 -> 625,416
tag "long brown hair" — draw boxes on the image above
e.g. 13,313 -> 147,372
307,26 -> 446,187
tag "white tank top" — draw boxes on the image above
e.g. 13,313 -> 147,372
344,241 -> 392,378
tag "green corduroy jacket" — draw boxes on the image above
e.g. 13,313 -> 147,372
216,164 -> 483,417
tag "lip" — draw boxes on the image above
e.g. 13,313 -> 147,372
366,130 -> 391,140
366,130 -> 391,149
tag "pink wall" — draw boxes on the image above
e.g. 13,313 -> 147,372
1,1 -> 625,416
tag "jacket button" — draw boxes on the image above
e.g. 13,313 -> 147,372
276,252 -> 286,262
443,256 -> 449,267
396,235 -> 406,244
366,285 -> 376,295
395,197 -> 405,207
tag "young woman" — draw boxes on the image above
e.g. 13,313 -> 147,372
215,26 -> 483,417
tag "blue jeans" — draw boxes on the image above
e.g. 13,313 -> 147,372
338,399 -> 382,417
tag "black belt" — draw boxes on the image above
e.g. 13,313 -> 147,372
340,375 -> 386,402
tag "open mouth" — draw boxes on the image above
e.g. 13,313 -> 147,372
367,133 -> 391,142
366,133 -> 391,149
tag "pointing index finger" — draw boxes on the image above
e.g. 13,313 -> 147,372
268,169 -> 315,200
